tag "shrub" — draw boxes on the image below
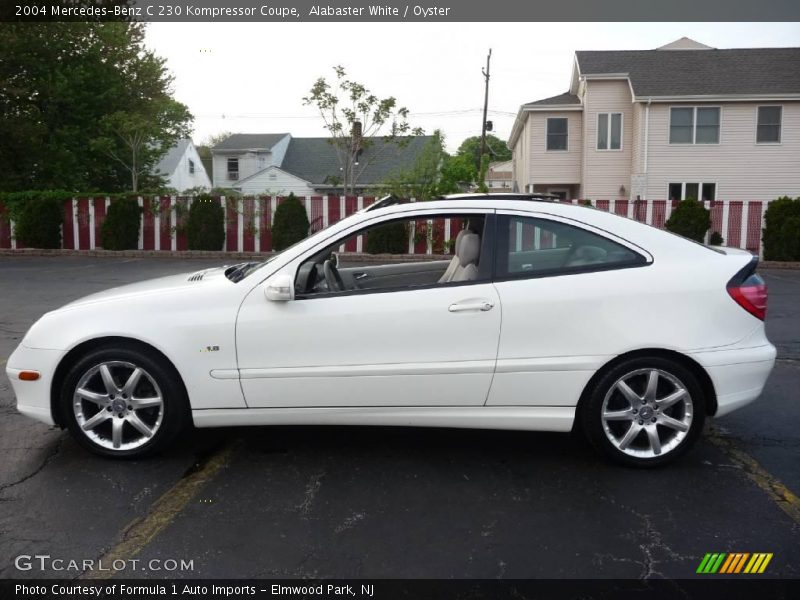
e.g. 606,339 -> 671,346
101,196 -> 141,250
271,193 -> 309,251
4,191 -> 68,248
665,199 -> 711,243
763,196 -> 800,261
366,222 -> 408,254
187,195 -> 225,251
709,231 -> 724,246
778,216 -> 800,260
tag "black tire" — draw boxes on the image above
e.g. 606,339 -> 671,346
580,356 -> 706,468
60,344 -> 189,459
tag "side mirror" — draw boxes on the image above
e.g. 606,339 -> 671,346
264,273 -> 295,302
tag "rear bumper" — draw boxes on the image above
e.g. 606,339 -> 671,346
689,343 -> 777,417
6,343 -> 65,427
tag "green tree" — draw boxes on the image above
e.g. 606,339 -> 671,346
455,134 -> 511,172
0,22 -> 192,192
92,98 -> 192,192
303,65 -> 423,196
197,131 -> 232,160
381,131 -> 476,200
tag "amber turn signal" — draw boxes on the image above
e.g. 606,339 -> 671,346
18,371 -> 40,381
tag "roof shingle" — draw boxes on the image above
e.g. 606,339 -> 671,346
576,47 -> 800,97
524,92 -> 580,106
213,133 -> 289,150
280,136 -> 434,185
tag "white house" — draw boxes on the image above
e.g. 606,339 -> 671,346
509,38 -> 800,201
154,139 -> 212,192
211,133 -> 433,195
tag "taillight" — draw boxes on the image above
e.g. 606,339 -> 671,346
727,272 -> 767,320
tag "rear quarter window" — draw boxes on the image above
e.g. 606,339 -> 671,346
496,215 -> 646,279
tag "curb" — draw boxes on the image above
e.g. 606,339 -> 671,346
760,261 -> 800,270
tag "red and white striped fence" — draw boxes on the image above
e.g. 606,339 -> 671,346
0,196 -> 770,257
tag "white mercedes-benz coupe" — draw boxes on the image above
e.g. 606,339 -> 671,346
6,194 -> 775,466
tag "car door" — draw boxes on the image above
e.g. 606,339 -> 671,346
235,210 -> 501,408
486,211 -> 650,407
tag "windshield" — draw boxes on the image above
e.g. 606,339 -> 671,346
227,218 -> 350,281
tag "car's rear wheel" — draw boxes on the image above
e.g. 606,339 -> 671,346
60,346 -> 188,458
581,357 -> 705,467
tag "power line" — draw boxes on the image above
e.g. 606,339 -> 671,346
194,107 -> 519,120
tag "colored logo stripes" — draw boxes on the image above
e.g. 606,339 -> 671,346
696,552 -> 773,574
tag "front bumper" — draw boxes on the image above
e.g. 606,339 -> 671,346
6,343 -> 66,427
689,343 -> 777,417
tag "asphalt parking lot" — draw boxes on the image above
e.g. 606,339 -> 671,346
0,256 -> 798,580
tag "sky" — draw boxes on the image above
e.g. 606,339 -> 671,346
144,22 -> 800,153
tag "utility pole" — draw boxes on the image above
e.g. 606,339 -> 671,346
480,49 -> 492,159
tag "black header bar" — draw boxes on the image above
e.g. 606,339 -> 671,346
4,0 -> 800,22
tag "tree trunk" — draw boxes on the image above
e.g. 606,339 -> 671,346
131,144 -> 138,192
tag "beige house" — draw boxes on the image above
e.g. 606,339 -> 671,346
508,38 -> 800,201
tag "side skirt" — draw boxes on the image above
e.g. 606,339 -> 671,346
191,405 -> 575,432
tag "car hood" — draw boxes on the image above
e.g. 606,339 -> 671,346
58,266 -> 231,310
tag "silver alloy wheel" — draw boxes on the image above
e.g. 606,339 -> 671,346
601,368 -> 693,459
72,361 -> 164,451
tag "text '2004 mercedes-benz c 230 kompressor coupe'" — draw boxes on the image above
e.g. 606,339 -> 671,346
7,194 -> 775,466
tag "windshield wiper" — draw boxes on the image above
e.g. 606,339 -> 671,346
224,262 -> 257,283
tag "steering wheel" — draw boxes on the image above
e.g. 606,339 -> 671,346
323,257 -> 345,292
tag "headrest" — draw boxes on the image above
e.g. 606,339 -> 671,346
452,228 -> 467,255
457,233 -> 480,267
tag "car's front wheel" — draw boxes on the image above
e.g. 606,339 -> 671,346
581,357 -> 705,467
60,345 -> 188,458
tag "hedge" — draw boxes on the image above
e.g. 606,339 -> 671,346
665,199 -> 711,243
763,196 -> 800,261
187,195 -> 225,251
101,196 -> 141,250
366,221 -> 408,254
271,193 -> 310,251
0,190 -> 70,248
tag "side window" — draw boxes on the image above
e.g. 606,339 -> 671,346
546,118 -> 568,151
295,214 -> 490,298
496,215 -> 645,278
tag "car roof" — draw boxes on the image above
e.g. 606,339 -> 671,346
364,193 -> 559,212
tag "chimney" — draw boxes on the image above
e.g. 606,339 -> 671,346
352,121 -> 362,145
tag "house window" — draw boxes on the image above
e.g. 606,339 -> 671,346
227,157 -> 239,180
597,113 -> 622,150
546,118 -> 568,151
668,182 -> 716,201
188,159 -> 195,174
669,107 -> 720,144
757,106 -> 782,143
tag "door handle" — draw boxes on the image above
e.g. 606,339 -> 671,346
353,272 -> 369,280
448,301 -> 494,313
